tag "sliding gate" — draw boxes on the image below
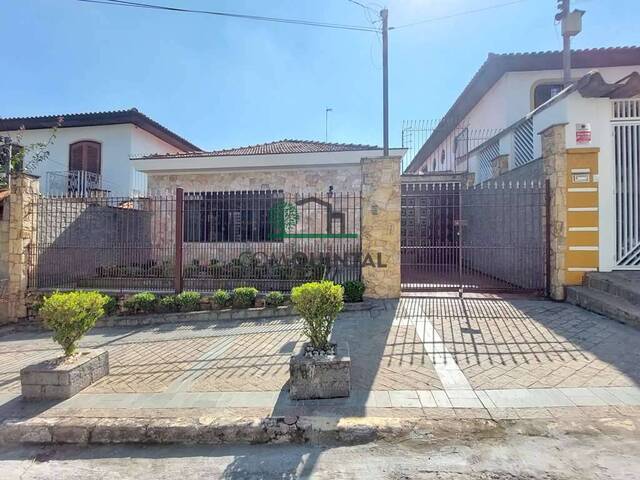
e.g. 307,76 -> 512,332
401,180 -> 548,294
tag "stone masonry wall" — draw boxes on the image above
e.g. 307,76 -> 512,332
147,166 -> 362,195
541,124 -> 568,300
361,156 -> 401,299
3,174 -> 39,323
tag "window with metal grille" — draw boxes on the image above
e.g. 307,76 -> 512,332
478,141 -> 500,183
513,118 -> 534,167
183,191 -> 283,242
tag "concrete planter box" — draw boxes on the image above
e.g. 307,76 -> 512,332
20,349 -> 109,401
289,343 -> 350,400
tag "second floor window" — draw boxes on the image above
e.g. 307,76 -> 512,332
69,141 -> 101,174
533,83 -> 564,109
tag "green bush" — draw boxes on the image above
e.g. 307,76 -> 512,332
265,291 -> 285,307
123,292 -> 157,314
212,289 -> 232,308
38,291 -> 108,356
156,295 -> 179,313
342,281 -> 366,303
175,291 -> 201,312
291,281 -> 344,349
232,287 -> 259,308
102,295 -> 119,316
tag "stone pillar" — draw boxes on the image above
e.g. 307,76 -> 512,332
2,174 -> 39,323
491,154 -> 509,178
360,156 -> 401,299
540,124 -> 568,300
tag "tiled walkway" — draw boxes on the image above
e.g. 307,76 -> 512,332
0,297 -> 639,415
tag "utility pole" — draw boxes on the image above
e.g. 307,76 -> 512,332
556,0 -> 585,88
325,107 -> 332,142
557,0 -> 571,87
381,8 -> 389,157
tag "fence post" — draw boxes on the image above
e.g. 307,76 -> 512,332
545,178 -> 552,297
175,187 -> 184,294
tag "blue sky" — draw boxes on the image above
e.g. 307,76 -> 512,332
3,0 -> 638,151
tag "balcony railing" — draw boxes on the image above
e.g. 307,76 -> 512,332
45,170 -> 110,197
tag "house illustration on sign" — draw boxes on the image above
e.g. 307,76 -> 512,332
270,196 -> 358,239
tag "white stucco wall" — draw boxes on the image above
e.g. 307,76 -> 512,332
418,65 -> 639,173
1,124 -> 185,197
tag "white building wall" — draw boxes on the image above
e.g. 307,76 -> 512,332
2,124 -> 186,197
129,126 -> 187,196
419,65 -> 638,173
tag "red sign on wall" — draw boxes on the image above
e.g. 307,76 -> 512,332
576,123 -> 592,144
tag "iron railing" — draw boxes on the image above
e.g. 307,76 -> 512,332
401,119 -> 501,173
28,190 -> 362,293
45,170 -> 109,197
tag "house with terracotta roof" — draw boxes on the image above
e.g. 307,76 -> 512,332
405,47 -> 640,175
0,109 -> 199,197
132,139 -> 406,195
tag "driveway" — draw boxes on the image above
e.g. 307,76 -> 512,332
0,297 -> 638,415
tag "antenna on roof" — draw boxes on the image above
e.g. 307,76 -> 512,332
325,107 -> 333,142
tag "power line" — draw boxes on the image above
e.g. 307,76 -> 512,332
391,0 -> 529,30
74,0 -> 381,32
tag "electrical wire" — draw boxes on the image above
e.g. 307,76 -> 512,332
391,0 -> 529,30
74,0 -> 381,32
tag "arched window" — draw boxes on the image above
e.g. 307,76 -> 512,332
440,150 -> 446,165
69,141 -> 101,174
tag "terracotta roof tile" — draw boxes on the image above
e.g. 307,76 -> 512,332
0,109 -> 200,152
135,139 -> 380,159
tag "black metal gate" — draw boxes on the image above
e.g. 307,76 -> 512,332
401,180 -> 548,294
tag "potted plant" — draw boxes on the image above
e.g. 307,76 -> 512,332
20,291 -> 110,401
289,280 -> 349,400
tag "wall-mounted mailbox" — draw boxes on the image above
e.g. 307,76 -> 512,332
572,173 -> 591,183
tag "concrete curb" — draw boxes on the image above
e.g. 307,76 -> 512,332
1,414 -> 636,446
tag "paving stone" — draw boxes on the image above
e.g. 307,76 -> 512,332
388,390 -> 421,408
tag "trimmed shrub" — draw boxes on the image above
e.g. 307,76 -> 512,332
175,291 -> 201,312
265,291 -> 285,307
342,281 -> 366,303
212,289 -> 232,308
38,291 -> 108,356
232,287 -> 259,308
291,281 -> 344,349
102,295 -> 118,316
156,295 -> 179,313
123,292 -> 157,314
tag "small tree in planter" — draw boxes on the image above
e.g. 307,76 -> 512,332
291,281 -> 344,351
39,291 -> 107,356
289,281 -> 349,400
21,291 -> 111,401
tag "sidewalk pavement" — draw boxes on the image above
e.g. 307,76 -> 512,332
0,297 -> 639,444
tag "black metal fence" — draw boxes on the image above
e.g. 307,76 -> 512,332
28,190 -> 361,293
401,180 -> 548,294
